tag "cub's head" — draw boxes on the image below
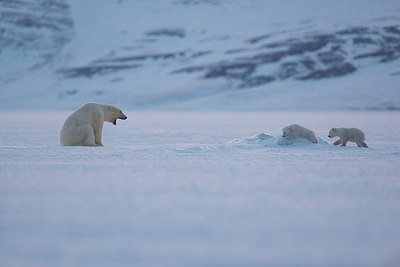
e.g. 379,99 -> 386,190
282,126 -> 293,138
106,105 -> 127,125
328,128 -> 337,138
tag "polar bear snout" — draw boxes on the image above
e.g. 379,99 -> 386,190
113,111 -> 127,125
282,127 -> 292,138
115,117 -> 127,124
328,128 -> 336,138
119,111 -> 127,120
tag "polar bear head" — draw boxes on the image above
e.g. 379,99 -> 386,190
104,105 -> 127,125
328,128 -> 338,138
282,126 -> 293,138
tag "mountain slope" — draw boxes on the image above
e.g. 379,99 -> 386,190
0,0 -> 400,110
0,0 -> 73,82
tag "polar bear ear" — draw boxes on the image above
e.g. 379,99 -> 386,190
287,127 -> 293,133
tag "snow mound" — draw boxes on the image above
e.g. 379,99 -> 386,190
175,133 -> 329,153
228,132 -> 275,145
228,133 -> 329,147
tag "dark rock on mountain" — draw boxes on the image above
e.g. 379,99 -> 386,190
251,51 -> 287,64
297,62 -> 356,80
279,62 -> 301,80
300,58 -> 316,70
204,63 -> 256,79
95,51 -> 188,63
286,35 -> 338,55
191,50 -> 213,58
384,26 -> 400,35
225,48 -> 250,54
172,65 -> 208,74
175,0 -> 220,6
239,76 -> 275,89
246,34 -> 271,44
318,50 -> 345,65
60,50 -> 213,78
146,28 -> 186,38
336,26 -> 369,35
58,65 -> 141,78
353,37 -> 377,45
355,47 -> 400,62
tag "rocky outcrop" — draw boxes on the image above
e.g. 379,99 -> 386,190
172,25 -> 400,88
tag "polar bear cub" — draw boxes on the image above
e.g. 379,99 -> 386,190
282,124 -> 318,143
60,103 -> 127,146
328,128 -> 368,148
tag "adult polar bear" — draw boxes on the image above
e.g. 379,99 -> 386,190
60,103 -> 127,146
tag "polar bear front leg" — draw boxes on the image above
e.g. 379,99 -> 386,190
93,121 -> 104,146
357,141 -> 368,148
333,139 -> 342,146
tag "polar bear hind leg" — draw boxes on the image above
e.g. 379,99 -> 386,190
73,125 -> 98,146
80,125 -> 99,146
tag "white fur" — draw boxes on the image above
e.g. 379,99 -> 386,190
60,103 -> 127,146
282,124 -> 318,144
328,127 -> 368,148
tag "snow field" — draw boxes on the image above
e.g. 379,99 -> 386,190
0,111 -> 400,266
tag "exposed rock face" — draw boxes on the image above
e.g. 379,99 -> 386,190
171,25 -> 400,88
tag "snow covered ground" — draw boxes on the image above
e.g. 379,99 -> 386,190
1,111 -> 400,266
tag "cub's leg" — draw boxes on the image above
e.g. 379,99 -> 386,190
333,139 -> 342,146
358,141 -> 368,148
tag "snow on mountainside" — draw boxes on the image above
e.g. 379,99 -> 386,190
0,0 -> 73,82
0,0 -> 400,110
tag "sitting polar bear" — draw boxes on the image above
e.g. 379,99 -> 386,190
328,128 -> 368,148
282,124 -> 318,143
60,103 -> 127,146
